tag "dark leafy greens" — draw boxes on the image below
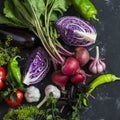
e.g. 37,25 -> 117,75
0,0 -> 70,64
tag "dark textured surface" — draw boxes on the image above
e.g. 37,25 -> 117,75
1,0 -> 120,120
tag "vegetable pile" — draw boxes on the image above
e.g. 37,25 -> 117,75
0,0 -> 119,120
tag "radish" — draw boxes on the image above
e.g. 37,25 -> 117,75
71,73 -> 86,84
74,47 -> 90,66
62,57 -> 80,76
52,70 -> 69,90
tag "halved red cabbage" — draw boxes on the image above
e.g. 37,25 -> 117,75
55,16 -> 97,46
23,47 -> 51,85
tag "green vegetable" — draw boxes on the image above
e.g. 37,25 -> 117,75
3,106 -> 45,120
46,93 -> 63,120
3,95 -> 62,120
8,56 -> 24,88
86,74 -> 120,97
71,94 -> 82,120
69,74 -> 120,119
71,0 -> 99,21
0,35 -> 19,66
0,0 -> 70,64
83,74 -> 120,106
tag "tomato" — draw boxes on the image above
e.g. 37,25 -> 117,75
0,67 -> 6,81
7,90 -> 23,107
0,79 -> 4,90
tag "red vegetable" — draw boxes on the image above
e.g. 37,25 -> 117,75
52,70 -> 69,90
0,79 -> 4,90
0,67 -> 6,81
7,90 -> 23,107
62,57 -> 80,76
74,47 -> 90,66
71,73 -> 86,84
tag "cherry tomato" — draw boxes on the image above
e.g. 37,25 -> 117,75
0,79 -> 4,90
7,90 -> 23,107
0,67 -> 6,81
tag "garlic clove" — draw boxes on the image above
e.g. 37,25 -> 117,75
89,62 -> 97,74
96,61 -> 104,73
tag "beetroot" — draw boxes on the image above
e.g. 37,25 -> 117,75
71,73 -> 86,84
74,47 -> 90,66
62,57 -> 80,76
52,70 -> 69,90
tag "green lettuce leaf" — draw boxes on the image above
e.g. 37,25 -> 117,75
27,0 -> 45,18
3,0 -> 24,26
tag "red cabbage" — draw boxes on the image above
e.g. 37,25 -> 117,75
23,47 -> 51,85
55,16 -> 97,46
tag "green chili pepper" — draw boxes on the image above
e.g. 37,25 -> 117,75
71,0 -> 99,21
8,56 -> 24,88
83,74 -> 120,106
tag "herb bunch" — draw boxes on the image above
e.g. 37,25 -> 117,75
3,106 -> 45,120
45,93 -> 63,120
0,35 -> 19,66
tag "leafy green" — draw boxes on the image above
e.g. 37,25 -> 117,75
27,0 -> 45,17
4,0 -> 20,23
0,0 -> 70,64
3,106 -> 46,120
0,35 -> 19,66
0,14 -> 19,26
45,93 -> 63,120
2,94 -> 63,120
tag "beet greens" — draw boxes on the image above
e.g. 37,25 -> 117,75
0,0 -> 70,64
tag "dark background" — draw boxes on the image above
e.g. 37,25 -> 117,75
1,0 -> 120,120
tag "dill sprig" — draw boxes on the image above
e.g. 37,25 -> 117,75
3,106 -> 46,120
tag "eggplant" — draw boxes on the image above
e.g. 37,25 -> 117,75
0,26 -> 40,48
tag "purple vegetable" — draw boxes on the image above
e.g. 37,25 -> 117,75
0,26 -> 39,48
55,16 -> 97,46
23,47 -> 51,85
89,46 -> 106,74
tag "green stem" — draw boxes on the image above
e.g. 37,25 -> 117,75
28,0 -> 64,64
52,103 -> 55,119
45,0 -> 64,64
37,97 -> 48,108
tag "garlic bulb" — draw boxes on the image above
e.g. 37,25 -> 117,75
45,84 -> 61,99
24,86 -> 41,103
37,85 -> 61,108
89,46 -> 106,74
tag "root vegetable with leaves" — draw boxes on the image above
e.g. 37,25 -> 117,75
0,0 -> 72,65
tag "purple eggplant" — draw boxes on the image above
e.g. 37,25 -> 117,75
23,47 -> 51,85
0,26 -> 40,48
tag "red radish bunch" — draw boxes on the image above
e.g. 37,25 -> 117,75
51,47 -> 92,90
61,57 -> 80,76
74,47 -> 90,66
52,70 -> 68,90
71,73 -> 86,84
